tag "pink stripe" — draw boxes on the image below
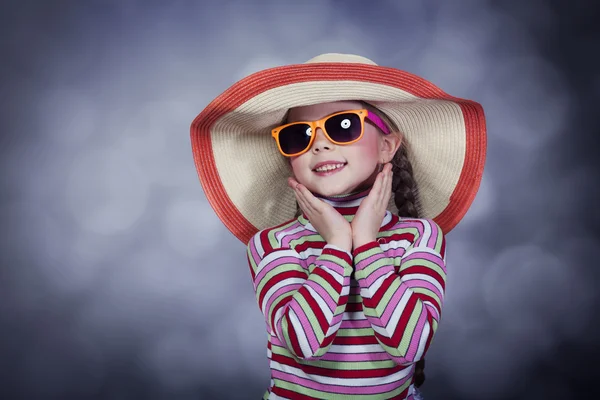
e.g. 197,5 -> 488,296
360,266 -> 394,290
378,284 -> 410,328
403,251 -> 444,270
426,220 -> 439,249
280,227 -> 313,248
249,239 -> 261,269
355,252 -> 384,272
305,280 -> 337,314
255,255 -> 307,284
403,279 -> 443,305
271,370 -> 406,395
288,301 -> 320,353
317,258 -> 347,276
264,284 -> 301,322
340,319 -> 372,329
399,219 -> 425,238
404,308 -> 428,361
319,351 -> 391,362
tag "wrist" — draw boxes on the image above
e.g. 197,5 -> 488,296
353,235 -> 377,249
329,236 -> 352,253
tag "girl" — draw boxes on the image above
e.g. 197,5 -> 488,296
190,54 -> 486,400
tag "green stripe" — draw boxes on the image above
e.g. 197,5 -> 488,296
397,300 -> 423,355
373,278 -> 401,316
273,378 -> 408,399
319,252 -> 352,269
294,293 -> 325,339
354,256 -> 390,280
255,263 -> 306,297
335,327 -> 373,337
353,245 -> 382,264
309,273 -> 338,300
399,257 -> 445,279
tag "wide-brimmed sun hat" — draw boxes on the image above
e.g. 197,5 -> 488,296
190,53 -> 487,244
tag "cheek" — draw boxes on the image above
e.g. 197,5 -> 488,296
289,156 -> 309,176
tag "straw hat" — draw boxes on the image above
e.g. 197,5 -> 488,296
190,53 -> 486,244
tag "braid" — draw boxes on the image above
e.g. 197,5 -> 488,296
391,143 -> 420,218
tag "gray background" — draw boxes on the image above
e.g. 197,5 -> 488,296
1,0 -> 599,399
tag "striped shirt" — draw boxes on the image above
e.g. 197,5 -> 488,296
246,189 -> 447,400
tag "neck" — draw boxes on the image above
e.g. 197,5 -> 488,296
314,188 -> 372,220
297,186 -> 395,231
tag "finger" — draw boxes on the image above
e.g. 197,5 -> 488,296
297,184 -> 323,213
288,177 -> 299,189
294,185 -> 315,214
294,188 -> 311,216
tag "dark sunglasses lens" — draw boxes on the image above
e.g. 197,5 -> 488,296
279,124 -> 312,155
324,113 -> 362,143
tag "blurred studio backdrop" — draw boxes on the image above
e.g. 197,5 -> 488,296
1,0 -> 599,399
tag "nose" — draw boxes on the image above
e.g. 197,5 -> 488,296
310,128 -> 334,153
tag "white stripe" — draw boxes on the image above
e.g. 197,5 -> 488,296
414,320 -> 430,360
419,220 -> 432,247
402,273 -> 444,298
261,278 -> 305,313
378,238 -> 411,251
288,308 -> 312,358
275,224 -> 305,242
254,232 -> 264,258
270,360 -> 412,385
328,344 -> 383,354
342,311 -> 367,320
325,319 -> 343,337
404,245 -> 443,258
304,285 -> 333,321
257,248 -> 301,274
361,270 -> 394,296
371,289 -> 412,337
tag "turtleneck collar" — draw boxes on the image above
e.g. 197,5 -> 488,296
297,187 -> 397,231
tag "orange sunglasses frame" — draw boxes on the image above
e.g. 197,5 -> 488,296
271,109 -> 372,157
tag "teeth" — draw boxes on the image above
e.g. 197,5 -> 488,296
315,163 -> 345,172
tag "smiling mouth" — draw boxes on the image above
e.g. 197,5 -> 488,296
313,162 -> 347,174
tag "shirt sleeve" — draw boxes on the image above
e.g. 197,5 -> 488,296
352,218 -> 446,365
247,231 -> 353,360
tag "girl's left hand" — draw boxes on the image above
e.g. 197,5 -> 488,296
351,163 -> 393,249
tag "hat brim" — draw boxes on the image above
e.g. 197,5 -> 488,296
191,62 -> 486,244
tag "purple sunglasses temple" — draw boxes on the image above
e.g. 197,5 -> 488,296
365,110 -> 391,135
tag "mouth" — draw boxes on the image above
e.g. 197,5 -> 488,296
312,161 -> 347,176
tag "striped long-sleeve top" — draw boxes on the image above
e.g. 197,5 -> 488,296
246,189 -> 447,400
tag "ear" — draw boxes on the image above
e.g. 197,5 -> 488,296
379,132 -> 402,163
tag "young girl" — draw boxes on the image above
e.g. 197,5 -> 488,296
190,54 -> 486,400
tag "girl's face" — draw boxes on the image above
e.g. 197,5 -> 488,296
287,100 -> 400,197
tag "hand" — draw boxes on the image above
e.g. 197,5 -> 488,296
351,163 -> 393,248
288,178 -> 352,252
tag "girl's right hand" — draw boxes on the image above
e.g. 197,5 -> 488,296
289,178 -> 352,252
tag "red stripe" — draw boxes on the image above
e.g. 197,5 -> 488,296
272,352 -> 402,378
270,296 -> 292,333
332,335 -> 379,345
387,294 -> 419,347
379,214 -> 400,231
285,314 -> 304,357
294,240 -> 325,254
401,265 -> 445,290
440,236 -> 446,259
272,386 -> 319,400
363,274 -> 397,309
257,270 -> 306,307
346,302 -> 363,312
311,266 -> 342,293
298,286 -> 328,336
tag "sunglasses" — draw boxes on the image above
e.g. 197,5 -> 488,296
271,108 -> 391,157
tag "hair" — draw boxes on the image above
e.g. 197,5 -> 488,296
361,101 -> 421,218
290,101 -> 421,219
